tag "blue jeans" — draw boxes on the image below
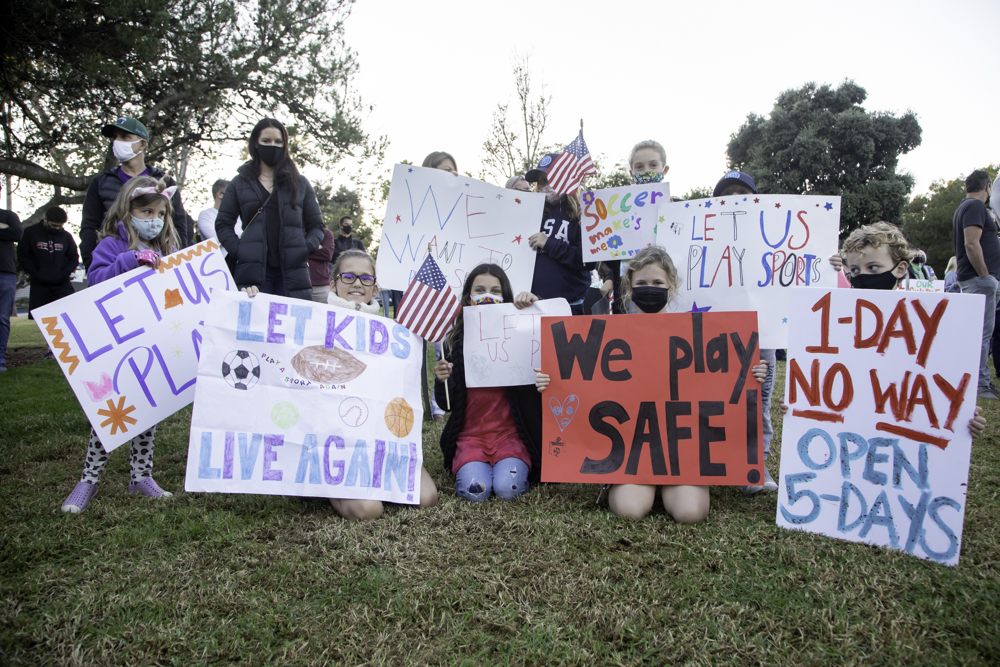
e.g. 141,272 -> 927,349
0,272 -> 16,367
455,458 -> 529,502
959,275 -> 1000,391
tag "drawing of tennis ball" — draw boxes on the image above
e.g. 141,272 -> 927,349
271,402 -> 299,429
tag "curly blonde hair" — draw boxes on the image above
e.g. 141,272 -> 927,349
840,221 -> 915,267
621,245 -> 681,309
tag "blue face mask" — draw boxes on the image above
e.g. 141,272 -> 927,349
131,215 -> 164,241
633,171 -> 664,184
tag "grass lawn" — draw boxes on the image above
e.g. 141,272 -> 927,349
7,316 -> 46,348
2,353 -> 1000,666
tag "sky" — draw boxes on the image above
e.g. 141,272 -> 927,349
8,0 -> 1000,228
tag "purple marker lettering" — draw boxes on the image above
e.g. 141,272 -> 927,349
223,432 -> 235,479
123,268 -> 163,321
262,434 -> 284,481
62,312 -> 113,361
112,346 -> 156,407
152,344 -> 196,395
175,263 -> 210,304
324,435 -> 345,485
325,311 -> 354,349
372,439 -> 386,488
199,254 -> 231,291
267,303 -> 287,344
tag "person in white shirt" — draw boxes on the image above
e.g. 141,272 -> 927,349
197,179 -> 241,250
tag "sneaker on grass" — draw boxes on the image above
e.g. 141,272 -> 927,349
62,481 -> 98,514
742,467 -> 778,495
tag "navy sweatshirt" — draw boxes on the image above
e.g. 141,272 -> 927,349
529,200 -> 593,303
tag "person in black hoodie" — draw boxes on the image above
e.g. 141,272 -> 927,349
434,264 -> 544,501
79,116 -> 189,268
524,154 -> 594,315
214,118 -> 324,301
17,207 -> 78,324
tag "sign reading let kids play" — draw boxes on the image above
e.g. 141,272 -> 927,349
185,290 -> 424,504
776,288 -> 982,566
32,240 -> 233,451
580,182 -> 670,261
540,312 -> 763,486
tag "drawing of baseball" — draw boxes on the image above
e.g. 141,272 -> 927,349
339,397 -> 369,427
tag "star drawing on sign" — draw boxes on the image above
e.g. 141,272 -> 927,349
685,203 -> 690,208
168,318 -> 184,335
782,318 -> 788,324
496,194 -> 502,199
408,168 -> 413,172
689,302 -> 712,313
395,214 -> 401,223
658,215 -> 665,223
775,202 -> 781,208
465,183 -> 469,187
704,201 -> 712,209
824,202 -> 834,211
754,198 -> 760,203
97,396 -> 138,435
515,198 -> 522,204
720,200 -> 726,205
513,235 -> 522,244
171,345 -> 184,358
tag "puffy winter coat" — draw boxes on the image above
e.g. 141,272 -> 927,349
215,162 -> 325,302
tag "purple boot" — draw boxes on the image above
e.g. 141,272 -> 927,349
62,481 -> 98,514
127,478 -> 174,498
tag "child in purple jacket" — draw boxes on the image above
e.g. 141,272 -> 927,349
61,176 -> 180,514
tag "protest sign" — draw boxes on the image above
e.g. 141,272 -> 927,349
32,240 -> 233,451
376,164 -> 543,294
539,312 -> 762,485
776,288 -> 981,566
655,194 -> 840,348
903,279 -> 945,293
185,290 -> 424,504
580,183 -> 670,260
463,298 -> 571,387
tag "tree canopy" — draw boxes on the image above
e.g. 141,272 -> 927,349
0,0 -> 381,221
726,80 -> 922,236
314,182 -> 374,249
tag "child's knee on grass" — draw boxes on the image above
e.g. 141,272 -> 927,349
492,457 -> 529,501
609,484 -> 656,520
419,466 -> 438,508
661,485 -> 710,524
330,498 -> 383,521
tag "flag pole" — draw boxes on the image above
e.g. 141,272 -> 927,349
427,242 -> 451,411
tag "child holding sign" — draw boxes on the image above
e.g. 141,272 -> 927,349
535,246 -> 769,522
324,249 -> 439,520
433,264 -> 544,502
61,176 -> 180,513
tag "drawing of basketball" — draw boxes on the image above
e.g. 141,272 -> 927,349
384,397 -> 414,438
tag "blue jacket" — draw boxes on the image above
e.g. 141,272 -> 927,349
530,201 -> 593,303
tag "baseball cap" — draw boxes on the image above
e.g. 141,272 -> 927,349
525,153 -> 561,183
713,171 -> 757,197
101,116 -> 149,141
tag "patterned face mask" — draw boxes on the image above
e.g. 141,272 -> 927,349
130,215 -> 164,240
633,171 -> 664,184
471,293 -> 503,305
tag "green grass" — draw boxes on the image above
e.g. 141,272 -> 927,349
7,316 -> 46,348
2,357 -> 1000,666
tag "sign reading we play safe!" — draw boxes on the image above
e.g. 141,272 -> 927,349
539,312 -> 763,486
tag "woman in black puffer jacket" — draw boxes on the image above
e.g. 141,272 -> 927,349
215,118 -> 324,300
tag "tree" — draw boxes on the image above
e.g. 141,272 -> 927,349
480,56 -> 552,183
682,186 -> 713,201
726,80 -> 922,237
585,155 -> 631,191
901,165 -> 999,277
314,182 -> 374,248
0,0 -> 383,223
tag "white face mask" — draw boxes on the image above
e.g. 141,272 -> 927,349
131,215 -> 164,241
113,139 -> 143,162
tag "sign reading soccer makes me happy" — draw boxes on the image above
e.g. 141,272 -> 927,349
185,290 -> 424,504
32,240 -> 234,451
580,183 -> 670,261
375,164 -> 544,294
776,288 -> 981,566
655,194 -> 841,349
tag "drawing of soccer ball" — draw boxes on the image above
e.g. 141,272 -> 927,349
222,350 -> 261,390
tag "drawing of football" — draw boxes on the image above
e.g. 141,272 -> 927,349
291,345 -> 367,384
222,350 -> 260,390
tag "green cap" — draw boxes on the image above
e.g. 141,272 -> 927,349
101,116 -> 149,141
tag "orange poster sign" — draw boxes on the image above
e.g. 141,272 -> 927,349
539,312 -> 763,485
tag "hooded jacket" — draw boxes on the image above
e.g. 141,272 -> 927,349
80,165 -> 189,268
17,223 -> 78,286
434,333 -> 544,483
215,162 -> 324,301
88,221 -> 177,286
530,200 -> 593,303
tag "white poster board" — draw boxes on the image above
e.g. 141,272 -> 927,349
655,194 -> 841,348
185,290 -> 424,504
462,298 -> 571,387
903,279 -> 945,293
580,183 -> 670,261
32,240 -> 234,451
776,288 -> 982,566
376,164 -> 544,294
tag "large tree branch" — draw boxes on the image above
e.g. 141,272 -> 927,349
22,193 -> 87,227
0,158 -> 90,191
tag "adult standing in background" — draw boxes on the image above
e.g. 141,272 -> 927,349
307,227 -> 336,303
214,118 -> 325,301
79,116 -> 189,268
0,182 -> 23,371
17,207 -> 78,328
953,169 -> 999,399
331,216 -> 366,265
197,179 -> 240,244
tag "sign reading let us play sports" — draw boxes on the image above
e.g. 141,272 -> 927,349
539,312 -> 763,486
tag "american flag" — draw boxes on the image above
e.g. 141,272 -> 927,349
396,254 -> 461,342
546,130 -> 596,195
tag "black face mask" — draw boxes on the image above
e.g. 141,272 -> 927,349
341,225 -> 352,235
631,286 -> 670,313
848,262 -> 902,290
257,144 -> 283,167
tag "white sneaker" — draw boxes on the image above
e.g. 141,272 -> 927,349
742,467 -> 778,495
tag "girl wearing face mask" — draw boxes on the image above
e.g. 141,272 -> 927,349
777,222 -> 988,435
80,116 -> 190,270
60,176 -> 180,514
216,118 -> 326,302
433,265 -> 544,502
535,246 -> 769,522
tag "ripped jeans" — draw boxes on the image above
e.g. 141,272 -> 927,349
455,458 -> 529,502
